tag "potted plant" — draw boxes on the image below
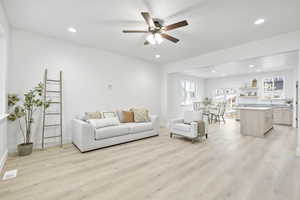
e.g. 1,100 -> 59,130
8,83 -> 50,156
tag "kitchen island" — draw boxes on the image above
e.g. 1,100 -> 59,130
238,107 -> 273,137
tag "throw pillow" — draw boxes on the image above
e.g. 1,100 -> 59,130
84,112 -> 102,120
121,111 -> 134,123
130,108 -> 150,123
116,110 -> 124,122
87,117 -> 120,128
102,111 -> 116,118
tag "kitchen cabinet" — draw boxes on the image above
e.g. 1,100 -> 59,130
273,107 -> 293,126
239,107 -> 273,137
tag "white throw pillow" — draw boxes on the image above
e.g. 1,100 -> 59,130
87,117 -> 120,128
102,111 -> 116,118
183,111 -> 203,124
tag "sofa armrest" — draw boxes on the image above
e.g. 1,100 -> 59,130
72,119 -> 94,151
190,122 -> 198,137
149,115 -> 160,135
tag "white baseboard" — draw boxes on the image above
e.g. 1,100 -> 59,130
297,146 -> 300,157
0,150 -> 8,173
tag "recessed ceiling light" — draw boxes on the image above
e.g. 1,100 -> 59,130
254,18 -> 265,25
68,27 -> 77,33
155,54 -> 161,58
211,70 -> 216,73
249,65 -> 255,68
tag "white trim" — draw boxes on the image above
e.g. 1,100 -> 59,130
296,146 -> 300,157
0,150 -> 8,173
0,114 -> 8,122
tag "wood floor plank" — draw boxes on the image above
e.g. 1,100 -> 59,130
0,120 -> 299,200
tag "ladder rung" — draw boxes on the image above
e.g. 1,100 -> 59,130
44,135 -> 61,139
47,79 -> 60,82
45,113 -> 61,115
44,124 -> 61,127
49,102 -> 61,104
46,90 -> 60,93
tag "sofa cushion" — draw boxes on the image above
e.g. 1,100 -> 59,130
183,111 -> 203,124
124,122 -> 153,133
173,123 -> 191,132
95,125 -> 130,140
87,117 -> 120,129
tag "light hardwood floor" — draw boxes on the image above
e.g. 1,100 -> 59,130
1,120 -> 300,200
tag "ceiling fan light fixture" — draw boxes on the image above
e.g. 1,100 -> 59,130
146,34 -> 156,45
123,12 -> 188,45
155,33 -> 163,44
146,33 -> 164,45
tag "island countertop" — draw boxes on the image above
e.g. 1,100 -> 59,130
234,107 -> 273,111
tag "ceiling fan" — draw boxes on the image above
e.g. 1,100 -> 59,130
122,12 -> 188,45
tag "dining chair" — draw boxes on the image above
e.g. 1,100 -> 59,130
211,103 -> 226,124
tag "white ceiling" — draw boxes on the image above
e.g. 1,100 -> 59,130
183,51 -> 299,79
2,0 -> 300,64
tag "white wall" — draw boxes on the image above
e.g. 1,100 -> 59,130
167,73 -> 205,120
205,69 -> 297,102
0,2 -> 10,172
7,29 -> 161,152
297,51 -> 300,156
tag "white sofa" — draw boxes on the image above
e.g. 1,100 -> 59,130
72,115 -> 159,152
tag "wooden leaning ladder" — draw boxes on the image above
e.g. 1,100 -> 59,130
42,69 -> 63,149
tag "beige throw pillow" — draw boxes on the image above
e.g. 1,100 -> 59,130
85,112 -> 102,120
130,108 -> 150,123
121,111 -> 134,123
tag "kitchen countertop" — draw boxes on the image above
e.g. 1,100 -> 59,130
235,107 -> 273,111
236,104 -> 292,109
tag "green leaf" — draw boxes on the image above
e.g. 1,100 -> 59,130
8,113 -> 17,121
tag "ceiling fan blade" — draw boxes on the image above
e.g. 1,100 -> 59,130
144,41 -> 150,45
164,20 -> 188,31
161,33 -> 179,43
141,12 -> 155,27
123,30 -> 148,33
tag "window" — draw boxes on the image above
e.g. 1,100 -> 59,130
263,76 -> 285,99
181,80 -> 196,105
